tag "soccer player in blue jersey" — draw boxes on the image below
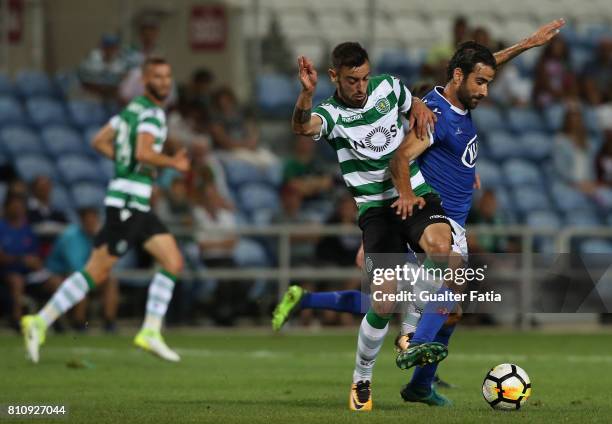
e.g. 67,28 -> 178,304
390,20 -> 565,404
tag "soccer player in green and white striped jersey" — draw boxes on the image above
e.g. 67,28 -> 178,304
22,57 -> 189,364
292,43 -> 453,411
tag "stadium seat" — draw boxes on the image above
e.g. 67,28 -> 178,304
57,154 -> 104,184
50,185 -> 73,212
564,211 -> 602,228
502,158 -> 542,187
237,183 -> 280,215
0,183 -> 6,206
582,106 -> 602,136
0,126 -> 43,156
512,186 -> 551,214
477,159 -> 503,188
485,130 -> 521,161
41,125 -> 86,157
312,78 -> 335,107
551,183 -> 590,212
0,96 -> 26,125
67,99 -> 108,129
15,154 -> 58,182
25,97 -> 68,127
472,106 -> 506,134
519,132 -> 552,161
256,74 -> 296,116
70,182 -> 106,209
525,210 -> 562,229
15,70 -> 56,98
507,108 -> 545,134
222,158 -> 265,187
579,239 -> 612,254
0,73 -> 14,96
233,238 -> 271,267
98,158 -> 114,181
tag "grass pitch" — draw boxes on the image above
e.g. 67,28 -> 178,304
1,328 -> 611,423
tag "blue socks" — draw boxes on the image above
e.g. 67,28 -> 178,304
410,285 -> 456,345
299,290 -> 368,314
409,324 -> 456,391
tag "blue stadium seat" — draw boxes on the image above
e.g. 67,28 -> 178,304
68,99 -> 108,129
233,238 -> 270,267
84,125 -> 102,145
579,239 -> 612,254
237,183 -> 280,215
485,130 -> 521,161
582,106 -> 601,135
256,74 -> 296,116
41,125 -> 86,157
543,103 -> 565,132
26,97 -> 68,127
57,154 -> 104,184
0,126 -> 43,155
312,78 -> 335,107
551,183 -> 589,212
15,70 -> 56,98
477,159 -> 503,188
0,96 -> 26,125
564,211 -> 602,228
0,73 -> 14,96
15,154 -> 58,182
472,106 -> 506,134
50,185 -> 73,212
570,47 -> 591,74
519,132 -> 552,161
512,186 -> 551,214
507,108 -> 545,134
98,158 -> 114,181
222,158 -> 265,187
502,158 -> 542,187
70,182 -> 106,209
525,210 -> 562,229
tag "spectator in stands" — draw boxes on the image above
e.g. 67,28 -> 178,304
7,179 -> 28,198
553,105 -> 597,194
581,38 -> 612,106
466,189 -> 518,253
424,16 -> 469,82
209,86 -> 278,168
595,129 -> 612,187
78,34 -> 128,101
533,37 -> 578,107
283,136 -> 333,204
27,176 -> 67,229
194,184 -> 246,325
45,208 -> 118,332
0,194 -> 45,329
185,68 -> 215,113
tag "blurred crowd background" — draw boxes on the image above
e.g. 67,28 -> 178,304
0,0 -> 611,331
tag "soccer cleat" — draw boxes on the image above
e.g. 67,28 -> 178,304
349,380 -> 372,411
134,329 -> 180,362
21,315 -> 46,364
396,342 -> 448,370
271,285 -> 305,331
400,384 -> 453,407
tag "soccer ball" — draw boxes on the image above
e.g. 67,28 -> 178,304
482,363 -> 531,410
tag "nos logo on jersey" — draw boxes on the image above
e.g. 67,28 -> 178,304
461,135 -> 478,168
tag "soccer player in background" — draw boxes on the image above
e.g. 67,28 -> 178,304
282,18 -> 565,410
21,57 -> 190,363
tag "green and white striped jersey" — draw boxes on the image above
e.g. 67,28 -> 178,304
312,74 -> 434,216
104,95 -> 167,212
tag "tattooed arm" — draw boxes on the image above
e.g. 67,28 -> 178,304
494,18 -> 565,66
291,56 -> 323,136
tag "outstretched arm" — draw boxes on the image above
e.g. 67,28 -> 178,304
389,130 -> 432,220
292,56 -> 323,136
494,18 -> 565,66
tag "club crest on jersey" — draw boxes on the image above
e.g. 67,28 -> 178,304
364,127 -> 392,153
374,97 -> 391,114
461,135 -> 478,168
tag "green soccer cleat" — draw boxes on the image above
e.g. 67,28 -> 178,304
21,315 -> 47,364
395,342 -> 448,370
271,285 -> 305,331
134,329 -> 180,362
400,384 -> 453,407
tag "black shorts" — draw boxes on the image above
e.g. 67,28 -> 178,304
93,207 -> 169,257
358,193 -> 450,255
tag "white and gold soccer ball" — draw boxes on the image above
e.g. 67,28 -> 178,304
482,363 -> 531,410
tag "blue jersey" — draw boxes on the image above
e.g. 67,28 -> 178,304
418,87 -> 478,227
46,224 -> 92,275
